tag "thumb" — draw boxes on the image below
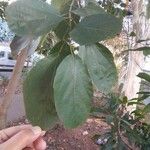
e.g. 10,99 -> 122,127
1,126 -> 42,150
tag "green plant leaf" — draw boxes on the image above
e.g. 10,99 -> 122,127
23,43 -> 70,129
54,14 -> 79,40
72,2 -> 105,17
70,13 -> 122,45
106,115 -> 114,125
129,31 -> 136,37
137,73 -> 150,82
54,19 -> 70,40
143,104 -> 150,114
128,102 -> 144,106
137,91 -> 150,95
79,44 -> 117,93
129,47 -> 150,56
54,55 -> 93,128
60,0 -> 78,15
51,0 -> 70,11
49,41 -> 70,55
6,0 -> 63,36
146,3 -> 150,19
52,0 -> 78,15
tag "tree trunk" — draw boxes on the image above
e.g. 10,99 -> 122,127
124,0 -> 147,99
0,48 -> 27,129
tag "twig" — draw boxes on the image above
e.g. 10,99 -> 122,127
69,0 -> 75,28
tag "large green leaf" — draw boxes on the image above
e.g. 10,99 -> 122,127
70,14 -> 122,45
72,2 -> 105,17
54,55 -> 93,128
6,0 -> 63,36
23,42 -> 70,129
79,44 -> 117,93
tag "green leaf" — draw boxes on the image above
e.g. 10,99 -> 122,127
143,104 -> 150,114
70,13 -> 122,45
129,31 -> 136,37
137,91 -> 150,95
120,3 -> 126,8
23,43 -> 70,129
79,44 -> 117,93
128,102 -> 144,106
137,73 -> 150,82
54,55 -> 93,128
51,0 -> 70,11
54,19 -> 70,40
6,0 -> 63,36
72,2 -> 105,17
129,47 -> 150,56
49,41 -> 70,55
122,96 -> 128,104
106,115 -> 113,125
60,0 -> 78,15
52,0 -> 78,15
54,14 -> 79,40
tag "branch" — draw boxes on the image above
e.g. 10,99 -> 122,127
69,0 -> 75,28
0,47 -> 28,126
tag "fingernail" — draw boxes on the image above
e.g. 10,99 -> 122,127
32,126 -> 42,135
41,131 -> 46,136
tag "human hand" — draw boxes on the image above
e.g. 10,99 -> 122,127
0,125 -> 46,150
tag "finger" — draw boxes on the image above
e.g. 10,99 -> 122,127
33,137 -> 47,150
23,148 -> 34,150
26,132 -> 46,150
1,126 -> 42,150
41,131 -> 46,137
0,125 -> 32,143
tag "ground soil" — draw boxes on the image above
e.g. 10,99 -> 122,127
1,81 -> 109,150
7,117 -> 109,150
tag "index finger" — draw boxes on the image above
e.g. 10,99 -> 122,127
0,125 -> 32,142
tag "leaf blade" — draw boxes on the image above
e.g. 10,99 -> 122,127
72,2 -> 105,17
6,0 -> 63,36
70,14 -> 122,45
137,73 -> 150,82
54,55 -> 93,128
79,44 -> 117,93
23,42 -> 70,129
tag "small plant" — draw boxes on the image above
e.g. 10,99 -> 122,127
92,94 -> 150,150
